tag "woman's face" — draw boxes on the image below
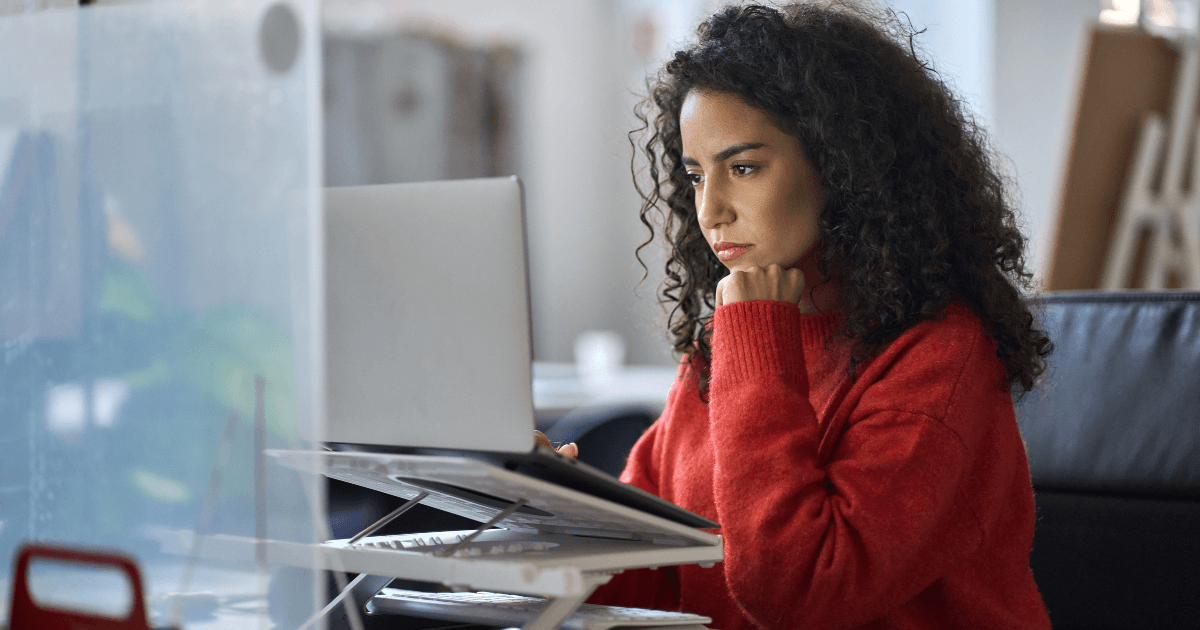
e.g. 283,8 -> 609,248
679,89 -> 823,272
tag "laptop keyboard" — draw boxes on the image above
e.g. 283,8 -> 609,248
354,533 -> 560,558
369,588 -> 711,629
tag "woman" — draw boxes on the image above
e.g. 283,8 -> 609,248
585,3 -> 1054,629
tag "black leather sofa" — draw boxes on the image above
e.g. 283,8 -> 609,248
1015,291 -> 1200,629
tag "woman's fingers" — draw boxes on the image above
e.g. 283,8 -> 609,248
719,264 -> 805,305
534,430 -> 578,458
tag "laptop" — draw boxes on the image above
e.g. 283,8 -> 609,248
316,177 -> 718,534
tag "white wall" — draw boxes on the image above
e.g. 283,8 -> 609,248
992,0 -> 1102,284
887,0 -> 996,127
890,0 -> 1104,283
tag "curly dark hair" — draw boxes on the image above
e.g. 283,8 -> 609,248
634,1 -> 1052,395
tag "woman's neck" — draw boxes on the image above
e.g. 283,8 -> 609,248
790,242 -> 840,315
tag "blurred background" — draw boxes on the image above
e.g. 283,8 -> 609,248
3,0 -> 1193,627
317,0 -> 1102,367
2,0 -> 1121,367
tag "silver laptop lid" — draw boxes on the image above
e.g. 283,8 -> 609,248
324,177 -> 535,453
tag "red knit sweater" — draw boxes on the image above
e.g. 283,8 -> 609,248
589,301 -> 1051,630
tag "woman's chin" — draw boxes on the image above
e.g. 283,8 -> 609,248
785,248 -> 817,270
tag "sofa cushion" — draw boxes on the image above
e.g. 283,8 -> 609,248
1015,291 -> 1200,498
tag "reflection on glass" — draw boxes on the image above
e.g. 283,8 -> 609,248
0,1 -> 321,627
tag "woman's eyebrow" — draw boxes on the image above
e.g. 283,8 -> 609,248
681,142 -> 767,167
713,142 -> 765,162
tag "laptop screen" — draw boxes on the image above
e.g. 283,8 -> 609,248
323,178 -> 536,453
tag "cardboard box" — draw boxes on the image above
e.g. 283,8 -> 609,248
1049,27 -> 1178,290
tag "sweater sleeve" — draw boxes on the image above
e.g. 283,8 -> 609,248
709,300 -> 995,630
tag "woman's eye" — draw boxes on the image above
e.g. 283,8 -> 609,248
687,172 -> 704,186
732,164 -> 755,176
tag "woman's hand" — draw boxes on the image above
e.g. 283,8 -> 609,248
535,430 -> 578,458
716,264 -> 806,309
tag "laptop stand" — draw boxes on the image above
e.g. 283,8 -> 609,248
270,449 -> 724,630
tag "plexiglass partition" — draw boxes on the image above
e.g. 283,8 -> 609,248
0,1 -> 324,627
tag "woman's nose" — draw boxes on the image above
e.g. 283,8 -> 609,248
696,180 -> 734,229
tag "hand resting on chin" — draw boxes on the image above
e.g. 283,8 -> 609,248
716,263 -> 809,312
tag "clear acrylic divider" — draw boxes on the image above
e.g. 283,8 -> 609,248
0,1 -> 325,627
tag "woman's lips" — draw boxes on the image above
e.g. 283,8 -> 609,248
713,242 -> 751,261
